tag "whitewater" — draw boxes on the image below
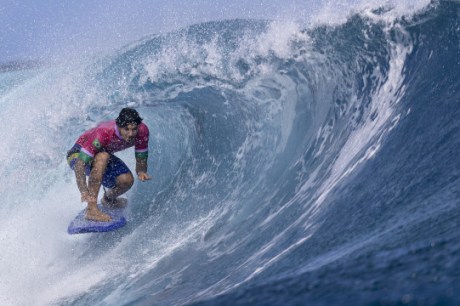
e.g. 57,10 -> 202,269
0,1 -> 459,305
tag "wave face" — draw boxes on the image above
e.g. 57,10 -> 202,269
0,1 -> 459,305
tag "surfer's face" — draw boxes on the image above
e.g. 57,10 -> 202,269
119,123 -> 138,142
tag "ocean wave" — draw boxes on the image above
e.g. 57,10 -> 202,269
0,1 -> 459,305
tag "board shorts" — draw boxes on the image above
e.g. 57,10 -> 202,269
66,144 -> 131,189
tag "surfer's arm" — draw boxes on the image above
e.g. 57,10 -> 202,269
136,157 -> 151,181
134,123 -> 150,182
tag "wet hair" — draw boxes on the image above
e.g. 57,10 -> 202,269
116,108 -> 143,127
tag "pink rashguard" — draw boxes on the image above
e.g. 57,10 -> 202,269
75,120 -> 149,163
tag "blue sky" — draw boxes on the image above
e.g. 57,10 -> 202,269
0,0 -> 324,63
0,0 -> 428,63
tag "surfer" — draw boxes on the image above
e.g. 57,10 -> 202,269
67,108 -> 151,222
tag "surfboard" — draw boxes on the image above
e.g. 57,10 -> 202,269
67,206 -> 126,234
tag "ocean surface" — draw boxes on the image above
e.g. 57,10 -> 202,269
0,1 -> 459,305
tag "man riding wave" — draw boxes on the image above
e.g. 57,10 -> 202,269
67,108 -> 151,222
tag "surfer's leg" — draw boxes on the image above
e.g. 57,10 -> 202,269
86,152 -> 112,221
101,155 -> 133,208
103,173 -> 133,207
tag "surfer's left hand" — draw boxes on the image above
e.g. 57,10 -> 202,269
137,171 -> 152,181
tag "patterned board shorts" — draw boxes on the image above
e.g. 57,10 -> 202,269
67,144 -> 131,189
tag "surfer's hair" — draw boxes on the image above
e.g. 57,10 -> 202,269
116,108 -> 143,127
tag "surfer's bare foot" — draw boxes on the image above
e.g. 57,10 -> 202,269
86,207 -> 112,222
102,194 -> 128,209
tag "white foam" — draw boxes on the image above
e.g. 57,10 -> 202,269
310,0 -> 432,27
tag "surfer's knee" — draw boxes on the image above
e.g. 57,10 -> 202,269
117,172 -> 134,188
94,152 -> 110,164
